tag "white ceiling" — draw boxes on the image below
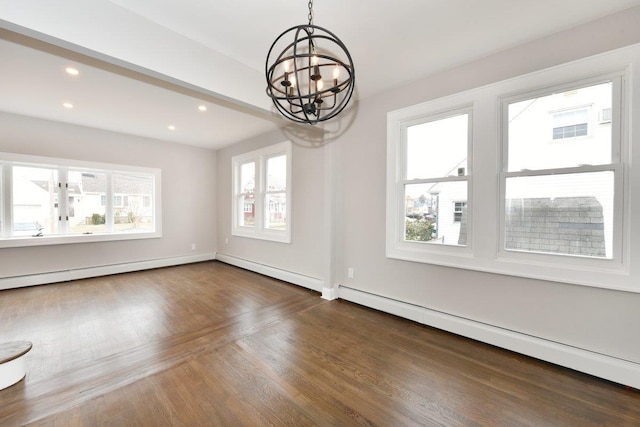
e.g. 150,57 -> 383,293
0,34 -> 281,149
1,0 -> 640,150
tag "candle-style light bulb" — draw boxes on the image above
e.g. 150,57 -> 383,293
281,60 -> 292,87
315,77 -> 325,106
331,64 -> 341,93
310,54 -> 321,81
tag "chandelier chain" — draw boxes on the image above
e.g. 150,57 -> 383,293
308,0 -> 314,26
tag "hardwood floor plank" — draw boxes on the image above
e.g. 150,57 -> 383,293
237,315 -> 480,426
299,299 -> 640,424
1,261 -> 638,426
1,283 -> 322,424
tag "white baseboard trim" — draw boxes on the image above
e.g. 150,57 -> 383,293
0,253 -> 216,291
215,253 -> 324,292
321,287 -> 338,301
338,285 -> 640,389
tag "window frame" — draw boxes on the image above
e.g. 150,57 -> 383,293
387,104 -> 473,263
386,44 -> 636,292
231,141 -> 292,243
0,152 -> 162,248
498,73 -> 624,270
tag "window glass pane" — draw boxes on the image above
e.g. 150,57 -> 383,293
68,171 -> 107,234
505,171 -> 613,258
239,195 -> 255,227
267,155 -> 286,192
12,166 -> 59,236
406,113 -> 468,180
238,161 -> 255,228
241,162 -> 255,193
405,181 -> 467,246
113,174 -> 154,232
265,193 -> 286,230
508,82 -> 611,171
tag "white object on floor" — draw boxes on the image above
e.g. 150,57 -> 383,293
0,341 -> 32,391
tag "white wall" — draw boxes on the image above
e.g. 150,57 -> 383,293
0,112 -> 217,280
333,7 -> 640,366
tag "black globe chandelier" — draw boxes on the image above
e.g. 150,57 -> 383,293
265,0 -> 355,125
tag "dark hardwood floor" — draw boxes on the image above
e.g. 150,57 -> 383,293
0,261 -> 638,426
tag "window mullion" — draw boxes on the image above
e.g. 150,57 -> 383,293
105,172 -> 114,232
401,175 -> 468,185
256,155 -> 265,233
58,168 -> 69,235
1,164 -> 11,238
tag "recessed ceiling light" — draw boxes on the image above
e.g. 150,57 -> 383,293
168,125 -> 176,131
198,105 -> 207,112
63,102 -> 74,109
65,67 -> 79,76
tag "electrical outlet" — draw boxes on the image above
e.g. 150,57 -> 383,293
225,237 -> 229,244
191,243 -> 196,251
347,267 -> 354,279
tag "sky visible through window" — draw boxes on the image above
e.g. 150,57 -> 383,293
267,155 -> 286,191
405,113 -> 468,198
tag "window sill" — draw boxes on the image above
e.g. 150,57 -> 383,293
386,247 -> 636,293
232,227 -> 291,244
0,230 -> 162,248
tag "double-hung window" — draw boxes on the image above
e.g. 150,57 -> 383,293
387,43 -> 635,290
501,76 -> 622,264
0,152 -> 161,247
387,106 -> 472,262
232,141 -> 292,243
